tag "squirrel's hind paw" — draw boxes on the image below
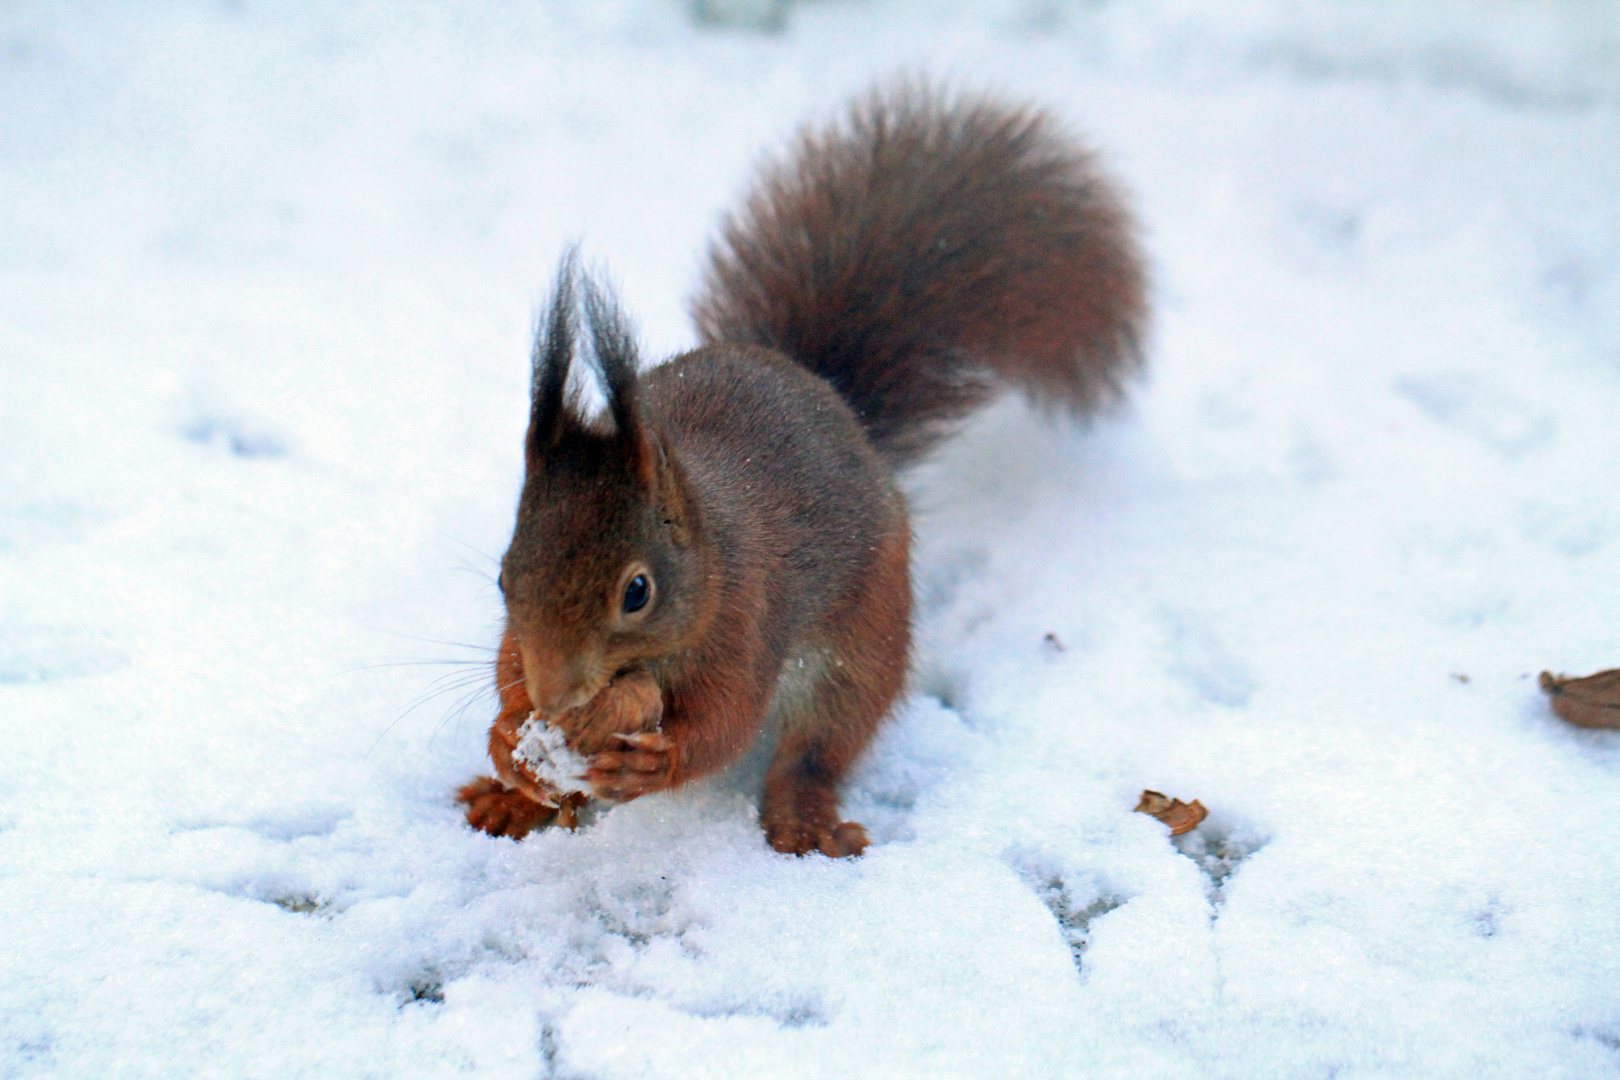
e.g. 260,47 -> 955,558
765,818 -> 869,859
459,776 -> 583,839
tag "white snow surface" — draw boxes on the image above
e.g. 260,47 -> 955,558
3,2 -> 1620,1077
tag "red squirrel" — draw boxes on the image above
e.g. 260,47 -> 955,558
457,80 -> 1147,856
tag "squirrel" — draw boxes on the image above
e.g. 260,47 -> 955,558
456,79 -> 1147,857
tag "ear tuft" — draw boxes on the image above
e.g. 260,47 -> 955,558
579,270 -> 641,446
525,248 -> 647,472
527,247 -> 583,464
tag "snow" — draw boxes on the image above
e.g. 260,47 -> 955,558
2,1 -> 1619,1077
514,713 -> 593,798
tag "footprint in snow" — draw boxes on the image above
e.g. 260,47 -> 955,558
1394,371 -> 1555,459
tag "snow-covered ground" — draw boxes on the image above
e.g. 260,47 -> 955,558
4,2 -> 1619,1076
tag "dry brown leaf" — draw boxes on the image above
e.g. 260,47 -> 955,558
1134,789 -> 1208,836
1540,668 -> 1620,730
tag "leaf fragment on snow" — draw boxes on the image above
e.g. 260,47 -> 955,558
1540,668 -> 1620,730
1134,790 -> 1208,835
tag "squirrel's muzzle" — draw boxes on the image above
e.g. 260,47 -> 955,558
517,638 -> 600,717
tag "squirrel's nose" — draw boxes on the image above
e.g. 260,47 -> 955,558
533,683 -> 593,715
518,641 -> 595,716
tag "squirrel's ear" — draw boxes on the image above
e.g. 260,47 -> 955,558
526,251 -> 581,467
579,270 -> 650,479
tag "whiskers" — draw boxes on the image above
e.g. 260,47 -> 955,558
441,537 -> 503,599
354,534 -> 509,758
348,632 -> 505,758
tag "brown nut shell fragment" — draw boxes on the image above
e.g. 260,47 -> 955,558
554,791 -> 589,830
1540,668 -> 1620,730
1135,789 -> 1209,836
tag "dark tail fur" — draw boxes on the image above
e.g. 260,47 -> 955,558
692,79 -> 1148,468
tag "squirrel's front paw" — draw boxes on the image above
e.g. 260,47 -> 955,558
586,731 -> 679,802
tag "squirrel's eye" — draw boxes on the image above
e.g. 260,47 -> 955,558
497,571 -> 506,594
622,573 -> 652,614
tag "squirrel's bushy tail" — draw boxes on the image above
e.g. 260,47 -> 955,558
691,79 -> 1148,468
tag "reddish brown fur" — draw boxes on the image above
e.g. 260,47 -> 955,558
758,522 -> 910,856
458,80 -> 1146,853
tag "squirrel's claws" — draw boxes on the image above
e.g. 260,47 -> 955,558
615,730 -> 672,750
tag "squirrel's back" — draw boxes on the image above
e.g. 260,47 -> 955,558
691,79 -> 1147,468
